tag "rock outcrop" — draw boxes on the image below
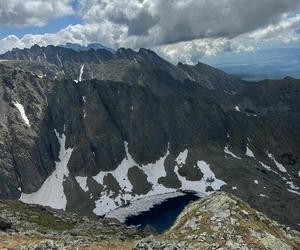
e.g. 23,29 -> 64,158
0,198 -> 146,249
162,192 -> 300,249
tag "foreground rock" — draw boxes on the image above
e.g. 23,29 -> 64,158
162,192 -> 300,249
0,199 -> 146,249
133,235 -> 192,250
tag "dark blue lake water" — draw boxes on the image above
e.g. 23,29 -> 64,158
125,194 -> 199,233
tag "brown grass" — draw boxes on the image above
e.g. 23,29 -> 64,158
0,235 -> 133,250
0,234 -> 50,249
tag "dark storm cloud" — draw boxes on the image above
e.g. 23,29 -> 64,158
79,0 -> 300,46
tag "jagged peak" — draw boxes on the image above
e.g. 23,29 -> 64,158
116,47 -> 137,59
283,76 -> 295,80
60,42 -> 115,53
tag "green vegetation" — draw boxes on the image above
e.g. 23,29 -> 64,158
4,200 -> 75,231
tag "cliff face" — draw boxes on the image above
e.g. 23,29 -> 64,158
0,45 -> 299,231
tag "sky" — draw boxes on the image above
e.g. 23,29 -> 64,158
0,0 -> 300,64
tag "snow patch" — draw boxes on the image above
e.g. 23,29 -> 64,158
263,152 -> 299,192
82,96 -> 87,118
259,194 -> 269,198
198,161 -> 226,190
224,146 -> 241,160
259,161 -> 272,171
267,152 -> 287,173
235,106 -> 241,112
13,101 -> 31,127
174,157 -> 226,193
141,147 -> 171,194
75,177 -> 89,192
184,72 -> 196,82
93,143 -> 175,216
37,74 -> 46,79
175,149 -> 188,165
246,146 -> 255,158
78,64 -> 85,82
287,189 -> 300,196
93,142 -> 134,193
286,181 -> 299,190
20,129 -> 73,210
93,145 -> 226,216
254,180 -> 258,184
224,90 -> 236,95
56,54 -> 63,68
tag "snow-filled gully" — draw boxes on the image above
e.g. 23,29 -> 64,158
20,129 -> 73,210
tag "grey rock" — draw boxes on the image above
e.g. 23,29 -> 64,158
0,218 -> 12,231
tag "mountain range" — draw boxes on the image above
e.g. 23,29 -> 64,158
0,44 -> 299,233
204,48 -> 300,81
60,43 -> 116,54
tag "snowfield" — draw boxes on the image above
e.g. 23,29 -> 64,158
224,146 -> 241,160
92,143 -> 226,216
13,101 -> 31,127
20,129 -> 73,210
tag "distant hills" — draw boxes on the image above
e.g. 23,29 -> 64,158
60,42 -> 116,54
203,47 -> 300,81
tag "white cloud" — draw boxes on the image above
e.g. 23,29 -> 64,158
155,14 -> 300,64
155,38 -> 255,64
0,0 -> 299,64
78,0 -> 300,47
0,24 -> 104,54
249,14 -> 300,43
0,0 -> 73,27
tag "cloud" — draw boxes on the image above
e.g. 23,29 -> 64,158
155,14 -> 300,64
249,14 -> 300,43
0,0 -> 74,27
155,38 -> 255,64
0,22 -> 126,54
0,0 -> 300,63
78,0 -> 300,47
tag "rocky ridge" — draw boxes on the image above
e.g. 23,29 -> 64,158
163,192 -> 300,249
0,198 -> 146,249
1,192 -> 299,249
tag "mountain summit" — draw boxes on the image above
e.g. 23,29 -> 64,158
60,43 -> 116,54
